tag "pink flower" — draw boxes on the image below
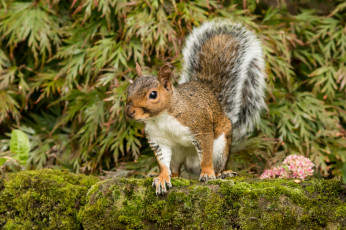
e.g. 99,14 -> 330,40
260,154 -> 314,180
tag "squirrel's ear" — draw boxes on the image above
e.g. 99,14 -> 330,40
135,62 -> 143,76
158,64 -> 172,90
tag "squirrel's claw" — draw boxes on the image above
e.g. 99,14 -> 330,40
199,172 -> 216,182
220,170 -> 238,179
147,172 -> 158,178
152,176 -> 171,195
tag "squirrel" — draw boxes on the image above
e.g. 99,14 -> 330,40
126,20 -> 266,195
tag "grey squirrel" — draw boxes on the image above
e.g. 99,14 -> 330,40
126,20 -> 266,195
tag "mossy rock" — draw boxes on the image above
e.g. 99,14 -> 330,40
78,177 -> 346,230
1,170 -> 345,229
0,169 -> 99,229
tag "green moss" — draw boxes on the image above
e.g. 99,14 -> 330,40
171,177 -> 191,186
78,176 -> 345,229
1,170 -> 345,229
0,169 -> 99,229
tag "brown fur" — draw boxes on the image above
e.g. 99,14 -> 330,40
171,172 -> 179,178
126,76 -> 172,121
195,35 -> 240,95
126,64 -> 233,190
167,81 -> 232,178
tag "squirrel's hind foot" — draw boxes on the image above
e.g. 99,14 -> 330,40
217,170 -> 238,179
147,172 -> 159,178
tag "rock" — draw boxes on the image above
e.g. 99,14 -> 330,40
1,170 -> 345,229
78,177 -> 346,230
0,169 -> 98,229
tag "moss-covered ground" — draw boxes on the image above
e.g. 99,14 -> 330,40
0,169 -> 99,229
1,170 -> 345,229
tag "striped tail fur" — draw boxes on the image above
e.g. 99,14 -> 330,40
180,20 -> 266,141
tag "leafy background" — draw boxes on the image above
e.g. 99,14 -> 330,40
0,0 -> 345,180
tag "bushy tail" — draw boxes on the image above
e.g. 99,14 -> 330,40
180,20 -> 266,141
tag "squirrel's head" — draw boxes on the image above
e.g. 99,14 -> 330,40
125,63 -> 173,121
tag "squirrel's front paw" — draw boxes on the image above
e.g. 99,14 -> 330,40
152,174 -> 172,195
199,170 -> 216,182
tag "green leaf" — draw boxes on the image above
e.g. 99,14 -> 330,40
0,157 -> 7,166
10,129 -> 30,166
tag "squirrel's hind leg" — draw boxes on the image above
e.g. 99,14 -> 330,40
214,115 -> 233,176
194,134 -> 216,182
170,146 -> 185,178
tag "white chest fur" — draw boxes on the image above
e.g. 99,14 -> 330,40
145,112 -> 227,176
144,112 -> 195,148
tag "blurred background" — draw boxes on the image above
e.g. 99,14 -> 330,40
0,0 -> 345,180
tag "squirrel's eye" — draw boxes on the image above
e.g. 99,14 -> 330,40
149,91 -> 157,99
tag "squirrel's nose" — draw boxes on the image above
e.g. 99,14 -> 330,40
126,105 -> 135,118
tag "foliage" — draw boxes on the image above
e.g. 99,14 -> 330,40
9,129 -> 30,165
0,0 -> 345,178
0,129 -> 30,171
